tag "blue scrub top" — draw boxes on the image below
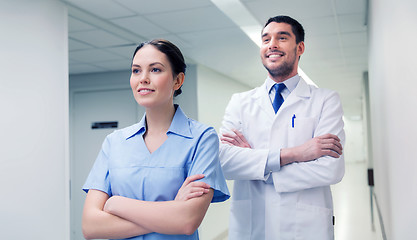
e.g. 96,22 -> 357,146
83,105 -> 230,240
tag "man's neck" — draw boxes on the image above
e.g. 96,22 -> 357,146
270,72 -> 298,83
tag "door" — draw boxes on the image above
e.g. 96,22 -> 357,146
70,88 -> 143,239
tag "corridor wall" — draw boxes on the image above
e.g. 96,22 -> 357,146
368,0 -> 417,239
0,0 -> 69,239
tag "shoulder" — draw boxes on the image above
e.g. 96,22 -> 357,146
226,85 -> 264,109
187,118 -> 218,139
311,85 -> 336,94
312,87 -> 341,102
104,122 -> 142,142
300,80 -> 340,100
305,85 -> 343,114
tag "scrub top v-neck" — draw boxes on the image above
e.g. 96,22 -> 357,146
83,105 -> 230,240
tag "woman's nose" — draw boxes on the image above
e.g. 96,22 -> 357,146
139,72 -> 150,84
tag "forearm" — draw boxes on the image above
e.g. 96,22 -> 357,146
280,147 -> 296,166
105,190 -> 214,235
273,154 -> 345,192
274,135 -> 345,191
219,143 -> 269,180
82,189 -> 151,240
83,207 -> 151,239
279,135 -> 342,166
220,94 -> 272,180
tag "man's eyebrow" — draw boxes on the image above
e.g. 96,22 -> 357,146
262,31 -> 291,38
277,31 -> 291,36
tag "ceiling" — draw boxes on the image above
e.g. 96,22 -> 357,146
64,0 -> 368,119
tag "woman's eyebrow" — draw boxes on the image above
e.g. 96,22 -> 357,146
149,62 -> 165,67
131,62 -> 166,68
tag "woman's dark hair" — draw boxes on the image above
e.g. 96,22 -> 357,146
132,39 -> 186,97
264,15 -> 305,44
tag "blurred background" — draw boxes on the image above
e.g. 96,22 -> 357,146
1,0 -> 416,239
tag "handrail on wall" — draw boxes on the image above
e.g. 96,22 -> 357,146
368,168 -> 387,240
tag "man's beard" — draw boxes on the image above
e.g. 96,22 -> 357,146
264,49 -> 297,78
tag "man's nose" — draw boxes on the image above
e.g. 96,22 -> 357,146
268,38 -> 279,49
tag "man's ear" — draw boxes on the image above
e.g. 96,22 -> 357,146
297,41 -> 305,56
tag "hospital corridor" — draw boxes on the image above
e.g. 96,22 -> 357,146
332,161 -> 381,240
2,0 -> 417,239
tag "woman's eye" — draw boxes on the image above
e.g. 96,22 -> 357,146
132,69 -> 140,74
151,68 -> 161,72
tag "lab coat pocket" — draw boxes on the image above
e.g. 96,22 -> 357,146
229,199 -> 251,239
295,203 -> 333,240
288,117 -> 315,147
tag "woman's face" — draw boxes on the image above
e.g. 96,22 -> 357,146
130,45 -> 183,109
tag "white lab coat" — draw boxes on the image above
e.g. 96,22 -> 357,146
219,77 -> 345,240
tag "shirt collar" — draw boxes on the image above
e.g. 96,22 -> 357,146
167,105 -> 193,138
266,74 -> 300,94
124,105 -> 193,140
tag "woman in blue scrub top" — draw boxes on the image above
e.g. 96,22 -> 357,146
82,39 -> 230,240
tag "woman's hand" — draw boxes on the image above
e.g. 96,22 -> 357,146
175,174 -> 211,201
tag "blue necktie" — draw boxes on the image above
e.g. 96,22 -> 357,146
273,83 -> 286,113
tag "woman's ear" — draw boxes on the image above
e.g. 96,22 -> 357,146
173,72 -> 185,91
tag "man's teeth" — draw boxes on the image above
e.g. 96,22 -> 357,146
269,54 -> 282,58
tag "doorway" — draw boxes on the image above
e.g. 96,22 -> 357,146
70,88 -> 142,239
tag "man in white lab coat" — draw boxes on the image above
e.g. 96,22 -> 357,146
219,15 -> 345,240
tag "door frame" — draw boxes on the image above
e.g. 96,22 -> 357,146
69,84 -> 140,239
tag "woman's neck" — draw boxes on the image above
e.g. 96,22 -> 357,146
145,103 -> 176,135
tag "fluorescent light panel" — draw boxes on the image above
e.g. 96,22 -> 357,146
211,0 -> 262,47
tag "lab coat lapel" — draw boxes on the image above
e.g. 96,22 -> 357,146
252,82 -> 275,119
276,77 -> 312,116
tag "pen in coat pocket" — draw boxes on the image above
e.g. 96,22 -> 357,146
292,114 -> 296,128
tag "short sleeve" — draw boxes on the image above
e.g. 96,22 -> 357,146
82,136 -> 112,196
188,128 -> 230,203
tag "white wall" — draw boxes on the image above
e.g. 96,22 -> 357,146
70,70 -> 131,90
0,0 -> 69,239
368,0 -> 417,239
197,65 -> 251,240
197,65 -> 251,131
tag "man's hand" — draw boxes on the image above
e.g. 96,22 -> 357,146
220,129 -> 251,148
281,133 -> 343,166
174,174 -> 211,201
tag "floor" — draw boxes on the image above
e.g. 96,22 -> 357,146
332,161 -> 379,240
